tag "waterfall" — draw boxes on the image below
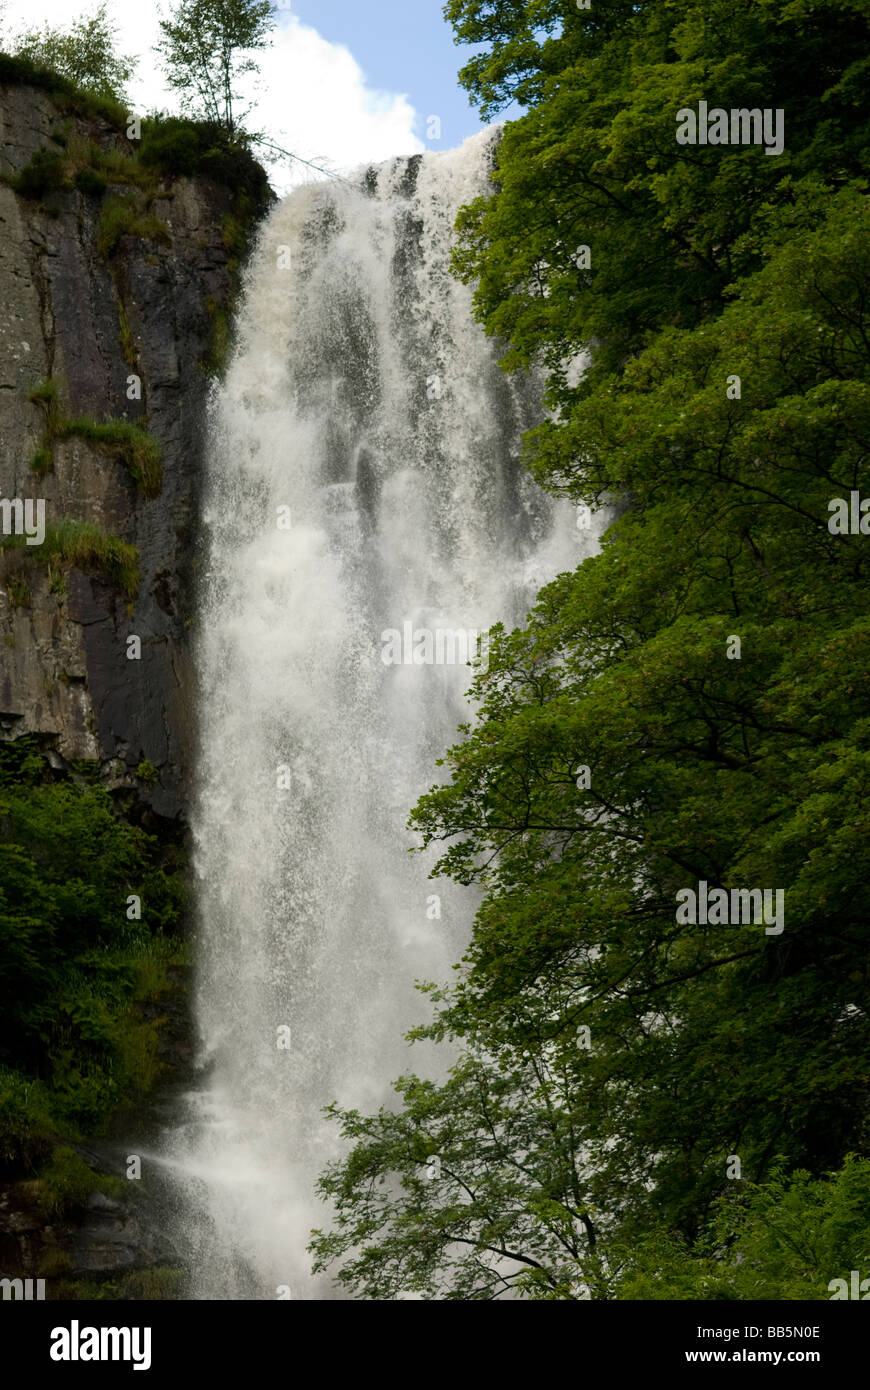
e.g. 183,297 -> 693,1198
167,129 -> 589,1299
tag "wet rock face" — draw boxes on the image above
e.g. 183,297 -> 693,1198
0,81 -> 250,821
0,1179 -> 180,1288
68,1190 -> 178,1279
0,961 -> 194,1290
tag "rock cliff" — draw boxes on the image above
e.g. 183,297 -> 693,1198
0,75 -> 271,1295
0,77 -> 267,822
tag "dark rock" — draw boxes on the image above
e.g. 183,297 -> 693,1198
86,1191 -> 123,1213
0,81 -> 268,819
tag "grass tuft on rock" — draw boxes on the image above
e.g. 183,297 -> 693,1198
39,1146 -> 124,1219
1,517 -> 139,598
57,417 -> 162,498
26,379 -> 162,498
96,195 -> 170,258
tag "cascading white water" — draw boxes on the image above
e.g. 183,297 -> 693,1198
168,130 -> 591,1298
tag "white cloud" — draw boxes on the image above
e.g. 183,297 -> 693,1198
2,2 -> 423,193
249,19 -> 424,192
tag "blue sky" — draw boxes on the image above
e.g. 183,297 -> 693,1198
286,0 -> 488,150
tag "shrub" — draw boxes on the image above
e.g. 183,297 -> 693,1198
0,53 -> 125,128
96,195 -> 170,258
8,148 -> 67,199
10,3 -> 136,104
48,565 -> 67,596
0,1068 -> 56,1169
74,166 -> 107,196
140,114 -> 271,207
97,148 -> 153,187
0,57 -> 271,203
39,1146 -> 124,1219
138,116 -> 205,176
131,935 -> 188,1002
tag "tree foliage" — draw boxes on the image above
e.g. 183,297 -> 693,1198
312,0 -> 870,1298
156,0 -> 275,134
0,740 -> 187,1166
9,2 -> 136,101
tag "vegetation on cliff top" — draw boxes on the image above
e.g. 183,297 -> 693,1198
0,0 -> 274,208
0,73 -> 271,213
1,2 -> 277,395
8,2 -> 137,102
156,0 -> 276,137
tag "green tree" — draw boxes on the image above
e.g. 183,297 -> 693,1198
156,0 -> 275,134
0,739 -> 187,1157
11,2 -> 136,100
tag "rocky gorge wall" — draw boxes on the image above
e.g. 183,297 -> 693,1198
0,78 -> 263,822
0,74 -> 272,1295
